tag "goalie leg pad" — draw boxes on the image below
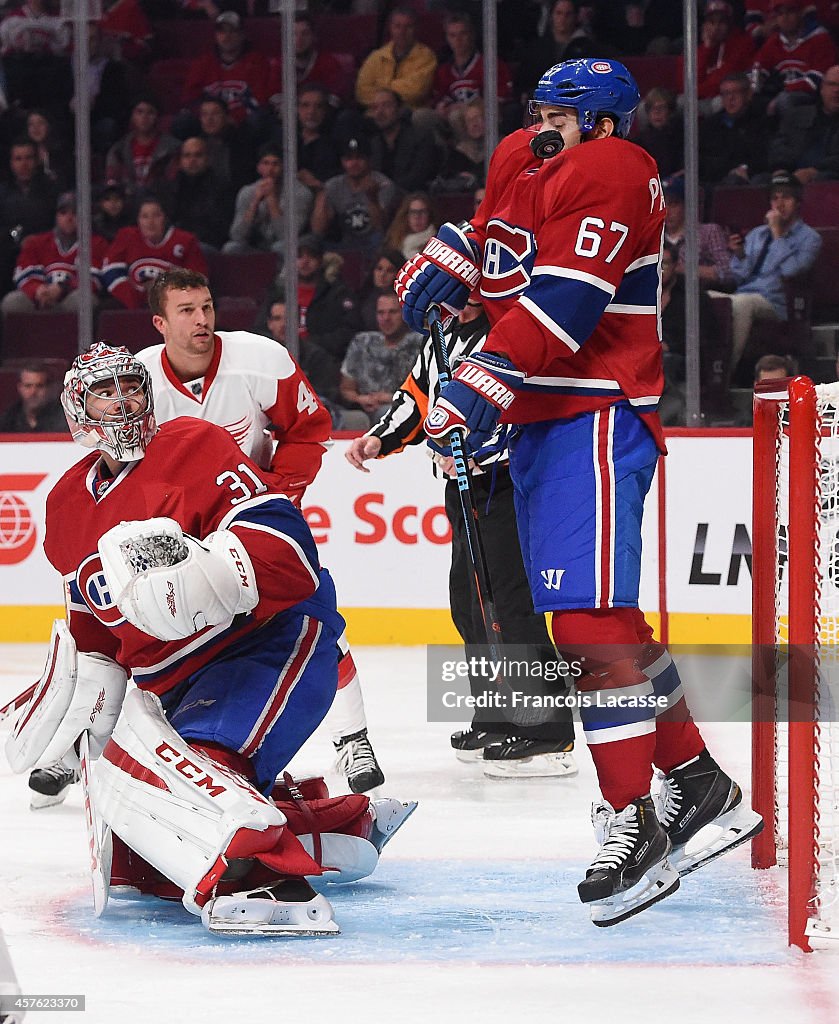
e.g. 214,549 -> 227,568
91,688 -> 321,916
6,620 -> 127,772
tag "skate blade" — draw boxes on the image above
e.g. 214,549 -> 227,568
482,753 -> 578,779
370,799 -> 418,852
454,748 -> 484,763
590,861 -> 681,927
672,805 -> 764,877
206,921 -> 340,937
29,790 -> 71,810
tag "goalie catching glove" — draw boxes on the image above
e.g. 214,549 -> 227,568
424,352 -> 521,452
98,517 -> 259,642
396,222 -> 482,333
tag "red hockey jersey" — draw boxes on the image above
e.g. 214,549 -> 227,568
102,226 -> 208,309
44,418 -> 326,695
12,230 -> 109,300
754,22 -> 837,94
471,136 -> 667,451
182,49 -> 272,124
432,52 -> 514,108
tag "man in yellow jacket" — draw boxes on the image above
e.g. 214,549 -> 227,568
356,6 -> 437,110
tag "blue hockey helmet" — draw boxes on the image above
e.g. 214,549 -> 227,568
531,59 -> 640,138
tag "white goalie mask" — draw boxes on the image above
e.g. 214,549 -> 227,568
62,342 -> 157,462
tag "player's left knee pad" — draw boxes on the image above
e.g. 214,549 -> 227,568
91,688 -> 322,916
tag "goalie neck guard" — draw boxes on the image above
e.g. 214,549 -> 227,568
62,342 -> 158,463
530,58 -> 640,139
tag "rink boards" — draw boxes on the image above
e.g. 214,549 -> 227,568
0,430 -> 753,645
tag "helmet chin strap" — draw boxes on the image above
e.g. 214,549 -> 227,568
530,129 -> 565,160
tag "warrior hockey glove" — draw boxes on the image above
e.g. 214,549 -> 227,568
424,352 -> 521,452
396,222 -> 482,333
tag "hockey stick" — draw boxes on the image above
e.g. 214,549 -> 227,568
78,731 -> 111,917
0,684 -> 36,725
426,304 -> 505,661
0,922 -> 24,1024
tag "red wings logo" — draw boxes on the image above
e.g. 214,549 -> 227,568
0,474 -> 48,564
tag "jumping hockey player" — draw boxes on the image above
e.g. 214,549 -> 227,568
7,343 -> 413,935
396,58 -> 763,926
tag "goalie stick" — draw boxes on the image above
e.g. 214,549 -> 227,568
0,923 -> 24,1023
79,731 -> 111,917
427,304 -> 505,661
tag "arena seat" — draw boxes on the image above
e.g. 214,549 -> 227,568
207,251 -> 279,303
622,56 -> 683,97
215,296 -> 258,332
709,185 -> 770,232
96,309 -> 159,354
151,19 -> 214,59
1,312 -> 79,364
800,180 -> 839,228
146,58 -> 192,115
813,227 -> 839,324
0,368 -> 20,419
316,14 -> 378,57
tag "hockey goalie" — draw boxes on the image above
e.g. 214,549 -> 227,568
5,342 -> 414,936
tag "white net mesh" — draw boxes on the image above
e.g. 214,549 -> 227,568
773,383 -> 839,939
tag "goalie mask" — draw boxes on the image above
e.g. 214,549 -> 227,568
62,342 -> 157,462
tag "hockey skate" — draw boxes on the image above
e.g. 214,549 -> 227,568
450,726 -> 505,763
481,737 -> 578,779
578,796 -> 680,927
654,749 -> 764,876
201,878 -> 339,936
28,760 -> 79,809
333,728 -> 385,793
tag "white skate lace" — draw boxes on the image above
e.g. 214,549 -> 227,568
334,734 -> 377,778
654,775 -> 681,829
589,803 -> 641,871
33,761 -> 77,783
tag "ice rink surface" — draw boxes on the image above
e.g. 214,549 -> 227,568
1,645 -> 837,1024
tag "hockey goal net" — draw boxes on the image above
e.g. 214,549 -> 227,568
752,376 -> 839,951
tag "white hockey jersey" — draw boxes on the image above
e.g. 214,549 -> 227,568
136,331 -> 332,502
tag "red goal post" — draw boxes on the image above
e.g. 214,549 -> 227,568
752,376 -> 839,951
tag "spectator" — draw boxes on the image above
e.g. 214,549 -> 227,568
25,109 -> 73,190
195,95 -> 255,194
0,138 -> 60,243
0,361 -> 66,433
366,88 -> 439,192
102,195 -> 208,309
699,71 -> 771,184
754,352 -> 798,381
697,0 -> 756,102
437,98 -> 486,191
709,171 -> 822,371
432,10 -> 514,115
516,0 -> 600,98
339,291 -> 423,426
181,12 -> 272,130
223,142 -> 312,255
355,6 -> 437,111
635,87 -> 684,179
99,0 -> 153,64
105,97 -> 180,202
384,191 -> 437,259
71,22 -> 132,156
1,192 -> 107,315
752,0 -> 837,114
92,181 -> 132,242
0,0 -> 71,114
269,13 -> 351,109
258,234 -> 361,402
310,136 -> 398,254
167,137 -> 234,251
358,246 -> 402,330
768,63 -> 839,181
295,85 -> 342,195
663,177 -> 734,288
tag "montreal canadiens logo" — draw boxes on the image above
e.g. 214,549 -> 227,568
131,258 -> 170,288
592,62 -> 612,74
77,552 -> 126,625
481,220 -> 536,299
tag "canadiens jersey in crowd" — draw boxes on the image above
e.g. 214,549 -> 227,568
432,51 -> 514,107
44,417 -> 340,695
471,132 -> 667,450
12,230 -> 109,300
101,226 -> 208,309
137,331 -> 332,502
182,49 -> 272,124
